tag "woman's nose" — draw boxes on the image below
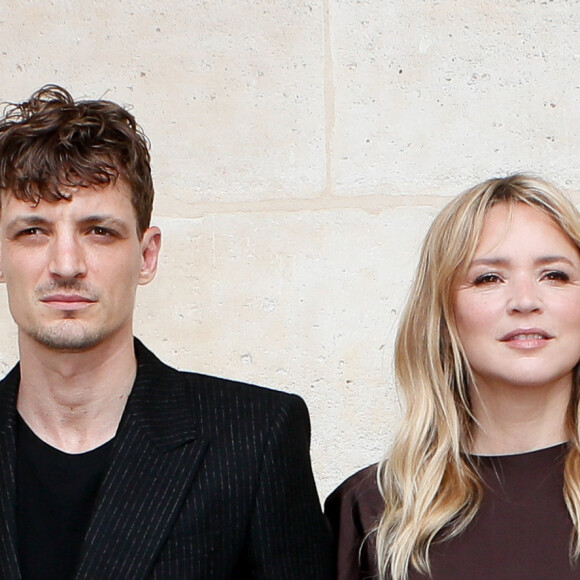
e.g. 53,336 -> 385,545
507,277 -> 542,314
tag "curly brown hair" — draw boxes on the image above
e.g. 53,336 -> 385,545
0,84 -> 154,237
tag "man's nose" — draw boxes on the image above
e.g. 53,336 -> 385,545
47,234 -> 87,279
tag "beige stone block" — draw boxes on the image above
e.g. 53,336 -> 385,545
2,0 -> 579,499
0,1 -> 327,211
330,0 -> 580,196
0,291 -> 18,376
135,205 -> 437,495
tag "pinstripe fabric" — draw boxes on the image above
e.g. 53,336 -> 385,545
0,340 -> 333,579
0,370 -> 20,578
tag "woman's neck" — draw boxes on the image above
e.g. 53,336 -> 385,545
469,379 -> 570,455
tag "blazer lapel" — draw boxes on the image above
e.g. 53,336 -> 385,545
0,366 -> 22,579
75,343 -> 208,579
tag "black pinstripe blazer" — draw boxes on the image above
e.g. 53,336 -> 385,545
0,340 -> 333,579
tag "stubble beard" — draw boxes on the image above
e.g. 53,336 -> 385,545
27,319 -> 110,352
25,281 -> 107,351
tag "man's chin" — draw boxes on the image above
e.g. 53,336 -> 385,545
28,326 -> 106,352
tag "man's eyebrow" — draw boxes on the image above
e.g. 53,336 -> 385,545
78,215 -> 131,230
4,215 -> 132,232
4,215 -> 50,230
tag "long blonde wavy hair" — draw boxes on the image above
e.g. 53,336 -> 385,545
376,174 -> 580,580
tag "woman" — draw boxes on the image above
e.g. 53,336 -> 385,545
326,174 -> 580,580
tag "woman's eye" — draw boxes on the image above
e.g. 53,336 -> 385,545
543,270 -> 570,282
473,273 -> 501,285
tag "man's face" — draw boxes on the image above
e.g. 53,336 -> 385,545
0,181 -> 160,352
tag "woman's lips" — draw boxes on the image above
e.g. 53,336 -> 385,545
500,328 -> 553,348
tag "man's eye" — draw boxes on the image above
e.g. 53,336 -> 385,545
19,228 -> 41,236
91,227 -> 112,236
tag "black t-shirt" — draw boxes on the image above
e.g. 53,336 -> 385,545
16,415 -> 113,580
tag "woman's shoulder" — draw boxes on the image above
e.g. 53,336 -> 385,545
325,463 -> 383,538
327,464 -> 380,505
325,464 -> 383,579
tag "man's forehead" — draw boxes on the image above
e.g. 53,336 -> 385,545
0,183 -> 137,226
2,178 -> 131,202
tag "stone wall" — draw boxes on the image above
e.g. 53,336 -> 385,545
1,0 -> 579,498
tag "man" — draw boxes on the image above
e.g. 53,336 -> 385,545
0,85 -> 332,579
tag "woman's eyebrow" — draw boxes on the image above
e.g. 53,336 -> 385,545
470,255 -> 576,267
469,257 -> 509,267
534,255 -> 576,267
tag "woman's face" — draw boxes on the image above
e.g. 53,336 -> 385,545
454,202 -> 580,395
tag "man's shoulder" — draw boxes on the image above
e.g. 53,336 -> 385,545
0,364 -> 20,405
0,363 -> 19,386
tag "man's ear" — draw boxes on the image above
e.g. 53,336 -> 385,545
138,226 -> 161,286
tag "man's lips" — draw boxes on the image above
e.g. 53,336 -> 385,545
40,294 -> 96,310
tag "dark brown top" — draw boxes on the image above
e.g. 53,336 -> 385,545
325,443 -> 580,580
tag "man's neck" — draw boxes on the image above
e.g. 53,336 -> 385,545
16,333 -> 137,454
